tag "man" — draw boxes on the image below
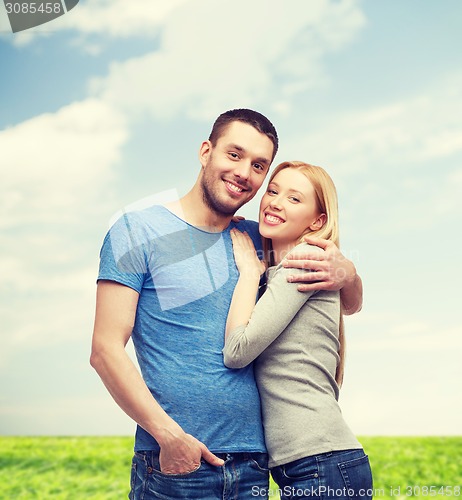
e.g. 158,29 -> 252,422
90,109 -> 362,499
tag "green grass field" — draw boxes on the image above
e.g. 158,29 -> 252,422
0,436 -> 460,499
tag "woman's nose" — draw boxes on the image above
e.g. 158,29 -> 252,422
269,197 -> 282,210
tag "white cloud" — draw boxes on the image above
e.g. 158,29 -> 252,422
340,313 -> 462,435
284,72 -> 462,174
0,98 -> 129,364
0,394 -> 134,435
1,0 -> 191,46
0,98 -> 128,228
341,385 -> 462,436
89,0 -> 365,121
3,0 -> 366,119
62,0 -> 191,37
344,312 -> 462,353
0,265 -> 98,369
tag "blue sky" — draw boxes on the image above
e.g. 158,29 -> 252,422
1,0 -> 461,437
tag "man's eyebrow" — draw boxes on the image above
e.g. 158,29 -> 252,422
256,156 -> 271,166
228,143 -> 246,154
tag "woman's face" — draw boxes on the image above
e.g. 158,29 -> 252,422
259,168 -> 322,246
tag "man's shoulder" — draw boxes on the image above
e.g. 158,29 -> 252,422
104,205 -> 177,251
109,205 -> 174,232
119,204 -> 168,222
232,219 -> 261,251
235,218 -> 259,232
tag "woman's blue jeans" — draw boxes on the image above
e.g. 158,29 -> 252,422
271,449 -> 373,500
129,450 -> 269,499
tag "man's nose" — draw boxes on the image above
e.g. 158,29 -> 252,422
233,161 -> 252,181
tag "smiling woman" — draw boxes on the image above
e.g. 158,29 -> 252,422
260,167 -> 326,264
223,161 -> 372,499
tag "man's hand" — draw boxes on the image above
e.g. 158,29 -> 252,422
282,235 -> 362,314
159,430 -> 224,475
283,236 -> 355,291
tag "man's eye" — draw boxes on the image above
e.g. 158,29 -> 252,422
229,152 -> 239,159
253,163 -> 264,171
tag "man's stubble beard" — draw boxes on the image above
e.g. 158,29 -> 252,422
200,155 -> 252,216
201,174 -> 239,217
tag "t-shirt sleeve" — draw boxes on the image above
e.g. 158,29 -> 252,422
97,212 -> 149,293
234,219 -> 263,254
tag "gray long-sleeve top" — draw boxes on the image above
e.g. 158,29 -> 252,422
223,243 -> 361,467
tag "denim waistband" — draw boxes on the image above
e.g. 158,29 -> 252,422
135,450 -> 267,467
213,452 -> 267,460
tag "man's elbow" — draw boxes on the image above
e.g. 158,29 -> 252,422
90,347 -> 101,371
342,301 -> 362,316
89,342 -> 109,373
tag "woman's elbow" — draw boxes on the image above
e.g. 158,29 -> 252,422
223,352 -> 249,370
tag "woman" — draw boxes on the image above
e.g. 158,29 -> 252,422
222,161 -> 373,500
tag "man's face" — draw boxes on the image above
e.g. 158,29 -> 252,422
199,121 -> 274,216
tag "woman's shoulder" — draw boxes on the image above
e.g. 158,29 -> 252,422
271,242 -> 325,279
290,241 -> 325,255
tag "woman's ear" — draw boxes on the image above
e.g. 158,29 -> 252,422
198,140 -> 212,168
309,213 -> 327,231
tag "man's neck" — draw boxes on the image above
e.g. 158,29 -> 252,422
166,188 -> 234,233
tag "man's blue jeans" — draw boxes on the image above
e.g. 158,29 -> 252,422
129,451 -> 269,499
271,449 -> 373,500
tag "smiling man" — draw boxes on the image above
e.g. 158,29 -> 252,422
197,119 -> 275,220
90,109 -> 362,499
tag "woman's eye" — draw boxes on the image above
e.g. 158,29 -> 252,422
289,196 -> 300,203
267,189 -> 277,195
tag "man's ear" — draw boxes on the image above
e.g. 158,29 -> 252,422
309,213 -> 327,231
199,140 -> 212,168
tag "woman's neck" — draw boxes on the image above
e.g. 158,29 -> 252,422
270,238 -> 299,265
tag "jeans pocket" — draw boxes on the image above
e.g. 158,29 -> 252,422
338,453 -> 373,498
129,459 -> 137,500
151,461 -> 202,478
282,458 -> 319,480
249,453 -> 269,473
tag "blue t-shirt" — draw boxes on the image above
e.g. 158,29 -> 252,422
98,205 -> 266,453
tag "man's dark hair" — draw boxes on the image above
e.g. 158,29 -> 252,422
209,109 -> 279,160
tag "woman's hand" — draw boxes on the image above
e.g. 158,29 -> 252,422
230,229 -> 266,280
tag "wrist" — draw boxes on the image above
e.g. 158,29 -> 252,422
238,271 -> 261,284
153,423 -> 186,448
343,261 -> 357,288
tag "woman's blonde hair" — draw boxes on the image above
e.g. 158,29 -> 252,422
262,161 -> 345,386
